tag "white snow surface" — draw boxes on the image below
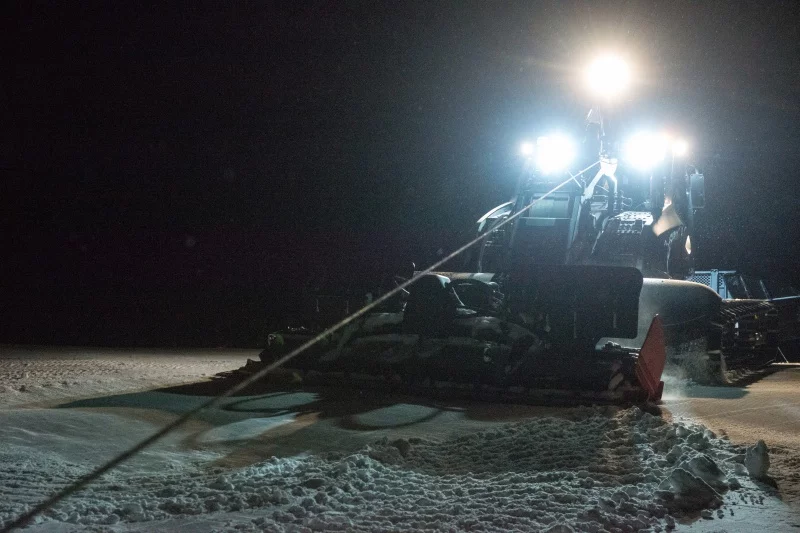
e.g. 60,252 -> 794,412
2,348 -> 798,532
0,346 -> 253,409
1,405 -> 775,533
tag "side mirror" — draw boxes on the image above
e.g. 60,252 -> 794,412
689,172 -> 705,209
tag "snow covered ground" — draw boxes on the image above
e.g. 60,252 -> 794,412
0,346 -> 256,409
1,346 -> 799,532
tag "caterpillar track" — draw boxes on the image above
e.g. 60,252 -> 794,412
255,266 -> 666,404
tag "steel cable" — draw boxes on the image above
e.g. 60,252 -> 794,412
2,161 -> 600,532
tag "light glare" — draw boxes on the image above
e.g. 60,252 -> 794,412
535,135 -> 576,175
586,55 -> 631,100
672,138 -> 689,157
520,141 -> 535,158
624,132 -> 667,171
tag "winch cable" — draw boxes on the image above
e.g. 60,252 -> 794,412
3,160 -> 600,532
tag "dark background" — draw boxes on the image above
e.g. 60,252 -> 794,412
3,1 -> 800,347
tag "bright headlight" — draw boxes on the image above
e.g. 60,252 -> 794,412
519,141 -> 535,158
624,132 -> 667,171
672,138 -> 689,157
535,135 -> 576,175
586,55 -> 631,100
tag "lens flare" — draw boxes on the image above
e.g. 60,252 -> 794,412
672,138 -> 689,157
586,55 -> 631,100
520,141 -> 535,158
624,132 -> 667,171
535,135 -> 576,175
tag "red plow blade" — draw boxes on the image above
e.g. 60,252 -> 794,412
635,315 -> 666,401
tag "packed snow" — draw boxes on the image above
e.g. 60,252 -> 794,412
1,349 -> 798,532
0,346 -> 254,408
0,404 -> 780,532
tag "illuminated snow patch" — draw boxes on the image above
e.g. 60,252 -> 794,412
1,407 -> 774,532
196,414 -> 297,444
348,404 -> 442,429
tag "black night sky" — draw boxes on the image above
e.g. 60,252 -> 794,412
3,1 -> 800,347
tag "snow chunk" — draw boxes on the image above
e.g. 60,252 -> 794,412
745,440 -> 770,479
209,475 -> 235,491
668,468 -> 721,510
686,454 -> 726,490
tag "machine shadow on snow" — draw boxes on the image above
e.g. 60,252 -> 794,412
54,370 -> 650,471
57,363 -> 791,419
57,369 -> 597,430
56,365 -> 796,472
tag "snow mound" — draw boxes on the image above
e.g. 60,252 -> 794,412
744,440 -> 770,479
1,407 -> 769,532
